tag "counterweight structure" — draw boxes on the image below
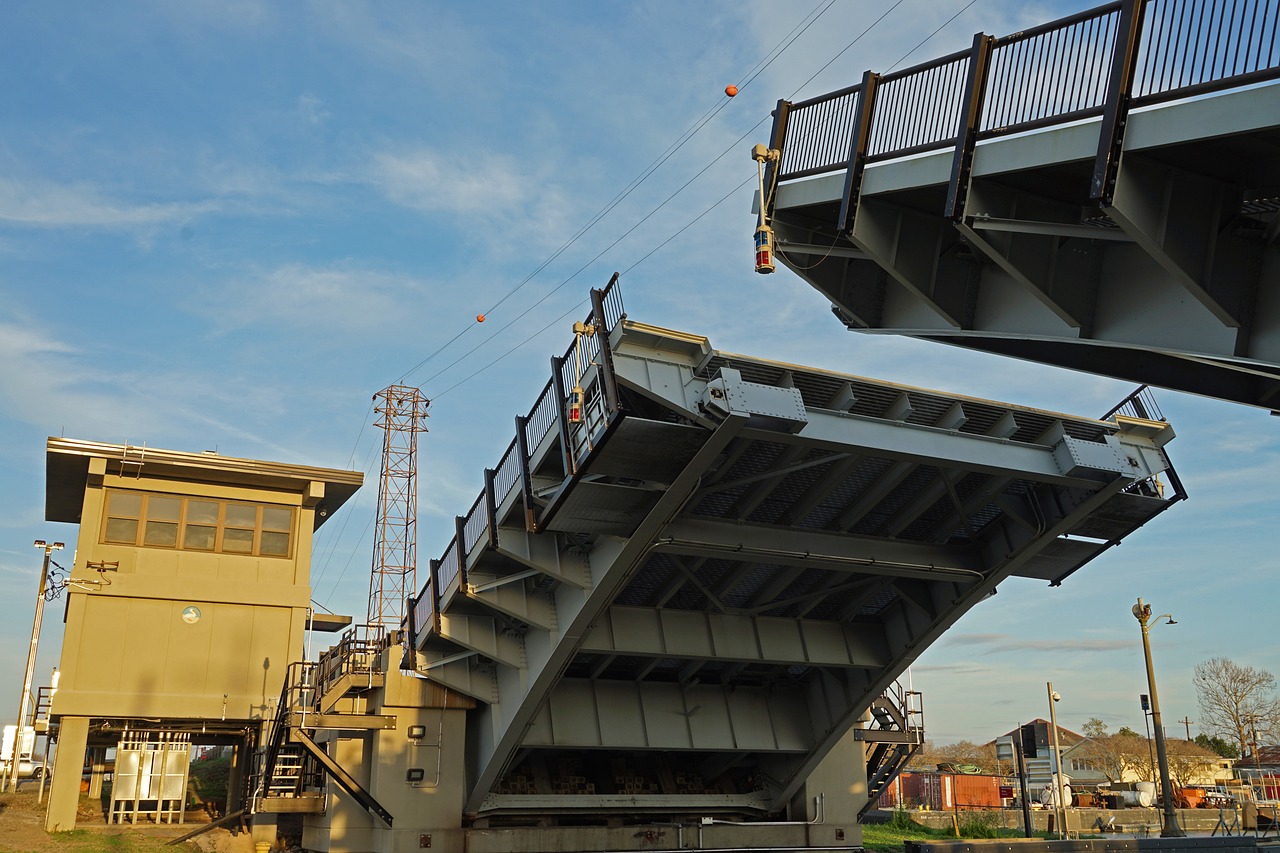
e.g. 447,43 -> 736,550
368,385 -> 430,631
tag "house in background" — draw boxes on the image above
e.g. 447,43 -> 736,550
40,438 -> 361,831
994,720 -> 1089,791
992,720 -> 1233,795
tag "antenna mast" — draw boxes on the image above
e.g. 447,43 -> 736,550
368,385 -> 430,632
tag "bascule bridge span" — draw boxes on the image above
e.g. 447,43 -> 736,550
758,0 -> 1280,410
397,279 -> 1180,834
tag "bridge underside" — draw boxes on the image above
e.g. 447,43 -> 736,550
770,81 -> 1280,410
407,286 -> 1182,821
758,0 -> 1280,412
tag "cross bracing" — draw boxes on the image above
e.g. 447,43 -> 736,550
405,280 -> 1182,817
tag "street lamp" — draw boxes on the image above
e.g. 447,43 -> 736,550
1140,694 -> 1156,781
6,540 -> 63,793
1047,684 -> 1068,839
1132,597 -> 1185,837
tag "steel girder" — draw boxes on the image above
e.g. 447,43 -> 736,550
411,320 -> 1179,816
768,80 -> 1280,410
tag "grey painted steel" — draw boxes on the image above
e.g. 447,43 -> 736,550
767,33 -> 1280,409
409,313 -> 1182,819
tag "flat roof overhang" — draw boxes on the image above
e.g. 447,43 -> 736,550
45,437 -> 363,529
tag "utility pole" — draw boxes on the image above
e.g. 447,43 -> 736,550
7,540 -> 62,793
1180,716 -> 1194,741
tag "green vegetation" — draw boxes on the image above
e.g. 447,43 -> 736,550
862,808 -> 1034,851
186,755 -> 230,810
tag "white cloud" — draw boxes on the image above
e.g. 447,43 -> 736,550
0,176 -> 222,230
297,94 -> 331,127
193,262 -> 431,336
372,148 -> 528,217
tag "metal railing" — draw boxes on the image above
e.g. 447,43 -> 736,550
778,84 -> 865,181
524,382 -> 558,454
1100,385 -> 1187,505
411,587 -> 435,644
437,537 -> 461,595
868,52 -> 969,160
493,439 -> 521,503
412,278 -> 625,640
316,624 -> 384,698
461,492 -> 488,557
982,5 -> 1119,134
1136,0 -> 1280,100
775,0 -> 1279,183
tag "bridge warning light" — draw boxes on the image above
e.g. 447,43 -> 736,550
754,223 -> 775,274
568,386 -> 584,424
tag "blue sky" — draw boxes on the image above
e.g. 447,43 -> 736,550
2,0 -> 1277,749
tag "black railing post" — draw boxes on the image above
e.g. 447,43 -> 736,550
838,72 -> 881,234
1091,0 -> 1148,204
454,517 -> 469,588
590,281 -> 621,416
944,33 -> 995,221
514,414 -> 537,532
428,558 -> 441,634
483,468 -> 498,548
550,354 -> 575,476
762,99 -> 791,216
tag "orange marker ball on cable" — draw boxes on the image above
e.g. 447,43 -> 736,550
476,314 -> 486,323
725,84 -> 738,97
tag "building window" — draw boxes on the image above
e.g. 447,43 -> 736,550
102,489 -> 294,558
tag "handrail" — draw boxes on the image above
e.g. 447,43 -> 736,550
412,278 -> 627,628
867,49 -> 970,161
461,491 -> 488,557
493,438 -> 520,503
524,380 -> 557,453
437,537 -> 461,594
774,0 -> 1279,183
982,4 -> 1119,133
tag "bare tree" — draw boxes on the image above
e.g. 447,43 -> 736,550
906,739 -> 999,773
1164,738 -> 1228,789
1075,718 -> 1150,782
1193,657 -> 1280,759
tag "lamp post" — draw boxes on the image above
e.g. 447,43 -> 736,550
1132,597 -> 1185,837
1047,683 -> 1068,839
1140,694 -> 1156,781
7,540 -> 63,793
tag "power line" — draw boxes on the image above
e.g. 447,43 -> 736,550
393,0 -> 845,391
885,0 -> 980,73
326,1 -> 942,611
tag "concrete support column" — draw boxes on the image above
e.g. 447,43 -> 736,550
45,716 -> 90,832
227,739 -> 246,815
791,730 -> 864,848
87,747 -> 107,798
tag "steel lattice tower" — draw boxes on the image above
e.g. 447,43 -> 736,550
368,385 -> 430,631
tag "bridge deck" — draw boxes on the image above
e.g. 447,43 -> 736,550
761,0 -> 1280,410
406,281 -> 1182,818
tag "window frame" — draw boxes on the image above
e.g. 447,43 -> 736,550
101,489 -> 295,559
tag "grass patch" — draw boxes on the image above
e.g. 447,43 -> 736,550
862,810 -> 1030,852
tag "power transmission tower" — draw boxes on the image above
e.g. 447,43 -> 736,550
368,385 -> 429,633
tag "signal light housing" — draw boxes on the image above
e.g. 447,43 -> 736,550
755,224 -> 775,274
568,387 -> 584,424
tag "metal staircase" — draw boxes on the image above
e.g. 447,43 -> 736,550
857,684 -> 924,817
252,630 -> 396,826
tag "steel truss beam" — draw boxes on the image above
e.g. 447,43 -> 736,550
578,605 -> 890,669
